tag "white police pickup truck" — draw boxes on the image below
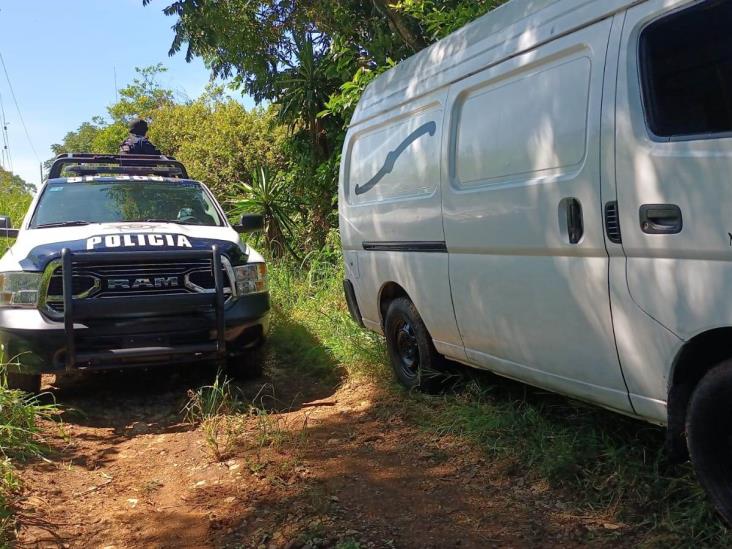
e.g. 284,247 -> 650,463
0,154 -> 269,392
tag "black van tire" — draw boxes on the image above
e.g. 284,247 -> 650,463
384,297 -> 447,394
6,372 -> 42,394
686,360 -> 732,525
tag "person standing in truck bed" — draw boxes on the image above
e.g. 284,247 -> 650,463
119,118 -> 162,155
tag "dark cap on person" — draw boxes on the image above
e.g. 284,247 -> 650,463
129,118 -> 148,136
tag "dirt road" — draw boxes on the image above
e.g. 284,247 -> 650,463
13,358 -> 631,548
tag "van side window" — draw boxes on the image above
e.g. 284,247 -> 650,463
640,1 -> 732,138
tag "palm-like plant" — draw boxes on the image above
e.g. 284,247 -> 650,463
277,33 -> 333,160
231,166 -> 298,259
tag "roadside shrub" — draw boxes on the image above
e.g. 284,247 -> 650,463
184,372 -> 250,461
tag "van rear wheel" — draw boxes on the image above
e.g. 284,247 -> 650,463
384,297 -> 447,394
687,360 -> 732,525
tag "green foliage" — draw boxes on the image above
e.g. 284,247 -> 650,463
0,167 -> 33,198
392,0 -> 507,41
268,238 -> 387,381
50,65 -> 173,159
148,0 -> 311,103
143,1 -> 512,253
321,61 -> 396,126
50,3 -> 513,255
231,167 -> 299,258
277,33 -> 337,159
50,118 -> 128,158
183,372 -> 245,423
0,360 -> 62,544
151,91 -> 288,201
0,169 -> 32,255
108,64 -> 175,123
183,372 -> 249,461
49,67 -> 289,203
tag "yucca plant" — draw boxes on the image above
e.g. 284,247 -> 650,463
231,166 -> 299,258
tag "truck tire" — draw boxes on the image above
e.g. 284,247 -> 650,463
225,345 -> 265,380
384,297 -> 448,394
686,360 -> 732,525
5,372 -> 42,394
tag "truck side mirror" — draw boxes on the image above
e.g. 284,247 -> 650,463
0,216 -> 18,239
234,213 -> 264,234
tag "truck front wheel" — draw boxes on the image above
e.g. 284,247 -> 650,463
225,345 -> 265,380
5,372 -> 42,394
687,359 -> 732,525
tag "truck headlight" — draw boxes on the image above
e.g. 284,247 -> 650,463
0,272 -> 41,308
233,263 -> 267,296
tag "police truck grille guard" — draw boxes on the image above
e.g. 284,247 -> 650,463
40,256 -> 234,315
58,246 -> 228,371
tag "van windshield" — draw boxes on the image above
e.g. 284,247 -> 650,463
30,179 -> 224,228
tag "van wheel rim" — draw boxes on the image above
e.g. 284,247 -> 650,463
395,320 -> 419,378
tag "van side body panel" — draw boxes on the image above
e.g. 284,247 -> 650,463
596,13 -> 683,425
354,0 -> 639,126
440,18 -> 633,415
340,0 -> 730,428
339,91 -> 466,355
612,0 -> 732,419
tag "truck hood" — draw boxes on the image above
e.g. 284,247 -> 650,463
1,222 -> 251,271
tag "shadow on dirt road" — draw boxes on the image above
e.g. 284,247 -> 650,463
12,313 -> 675,548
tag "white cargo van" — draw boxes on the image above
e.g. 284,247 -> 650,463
339,0 -> 732,522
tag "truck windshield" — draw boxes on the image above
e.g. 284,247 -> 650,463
30,179 -> 224,228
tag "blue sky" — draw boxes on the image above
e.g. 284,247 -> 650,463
0,0 -> 252,188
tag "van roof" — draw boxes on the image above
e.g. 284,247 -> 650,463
352,0 -> 638,127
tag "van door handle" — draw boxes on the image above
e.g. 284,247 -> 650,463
639,204 -> 683,234
560,197 -> 584,244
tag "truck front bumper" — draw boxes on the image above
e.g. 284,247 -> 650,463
0,292 -> 270,374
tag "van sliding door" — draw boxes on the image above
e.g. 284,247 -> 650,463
611,0 -> 732,422
441,18 -> 633,413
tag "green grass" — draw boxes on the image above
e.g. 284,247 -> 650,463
0,189 -> 30,256
0,362 -> 61,545
268,254 -> 732,547
183,372 -> 251,461
268,256 -> 386,382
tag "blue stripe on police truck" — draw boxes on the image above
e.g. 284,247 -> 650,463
19,235 -> 246,271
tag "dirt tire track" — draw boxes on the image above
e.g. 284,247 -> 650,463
13,366 -> 632,548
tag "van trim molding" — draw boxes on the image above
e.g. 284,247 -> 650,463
361,241 -> 447,253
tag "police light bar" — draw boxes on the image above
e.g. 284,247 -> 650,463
65,165 -> 185,177
48,153 -> 189,179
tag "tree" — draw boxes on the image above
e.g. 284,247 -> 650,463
391,0 -> 506,41
0,167 -> 33,229
50,64 -> 176,160
49,68 -> 289,205
108,64 -> 176,124
0,167 -> 33,196
142,0 -> 504,250
151,91 -> 289,201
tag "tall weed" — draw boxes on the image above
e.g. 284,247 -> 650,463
0,361 -> 61,544
183,372 -> 250,461
268,233 -> 385,381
